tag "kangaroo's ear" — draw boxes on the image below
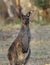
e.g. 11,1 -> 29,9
26,11 -> 31,17
26,10 -> 34,17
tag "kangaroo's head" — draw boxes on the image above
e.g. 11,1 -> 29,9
22,11 -> 31,26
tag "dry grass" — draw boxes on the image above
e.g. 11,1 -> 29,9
0,23 -> 21,32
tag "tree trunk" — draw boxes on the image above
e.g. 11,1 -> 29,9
16,0 -> 20,6
3,0 -> 14,18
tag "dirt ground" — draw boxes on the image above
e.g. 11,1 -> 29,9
0,23 -> 50,65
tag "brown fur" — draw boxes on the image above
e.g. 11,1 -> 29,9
8,12 -> 31,65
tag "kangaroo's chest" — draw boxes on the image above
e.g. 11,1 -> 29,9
22,29 -> 31,42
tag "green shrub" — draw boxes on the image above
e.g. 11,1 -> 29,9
32,0 -> 50,9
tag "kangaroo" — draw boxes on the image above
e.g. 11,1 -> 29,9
8,11 -> 31,65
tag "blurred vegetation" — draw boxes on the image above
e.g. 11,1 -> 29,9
15,18 -> 22,24
0,17 -> 22,31
0,5 -> 2,12
0,0 -> 50,25
32,0 -> 50,9
31,0 -> 50,23
0,19 -> 21,31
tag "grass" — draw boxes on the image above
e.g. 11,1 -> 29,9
0,22 -> 21,32
33,19 -> 48,25
32,14 -> 50,25
0,19 -> 50,65
0,18 -> 22,31
31,40 -> 50,58
15,18 -> 22,24
0,15 -> 50,32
